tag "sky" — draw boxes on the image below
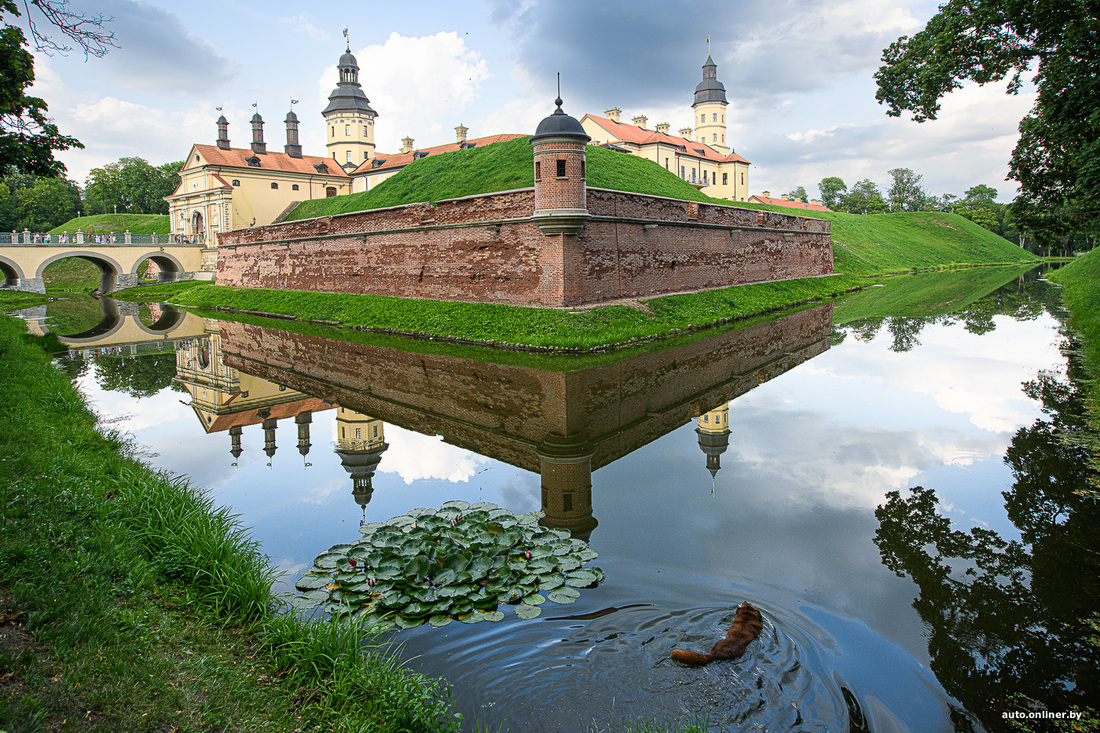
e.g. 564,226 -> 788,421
21,0 -> 1036,204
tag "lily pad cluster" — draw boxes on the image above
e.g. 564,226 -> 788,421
293,500 -> 603,629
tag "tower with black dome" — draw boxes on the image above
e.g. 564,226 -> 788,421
323,36 -> 378,171
531,90 -> 590,235
693,39 -> 729,154
696,402 -> 731,492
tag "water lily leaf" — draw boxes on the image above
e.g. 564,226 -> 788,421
386,515 -> 415,527
395,615 -> 425,629
577,548 -> 599,563
557,556 -> 582,572
440,500 -> 470,511
482,610 -> 505,622
458,611 -> 485,624
547,587 -> 580,604
428,614 -> 453,628
529,544 -> 556,558
359,521 -> 386,534
501,586 -> 527,604
406,556 -> 431,580
515,512 -> 541,526
522,593 -> 546,606
515,604 -> 541,619
314,553 -> 344,570
290,595 -> 322,611
565,570 -> 598,588
295,573 -> 330,591
538,575 -> 565,591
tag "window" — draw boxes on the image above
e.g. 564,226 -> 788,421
331,126 -> 334,137
270,182 -> 278,189
355,427 -> 361,439
712,113 -> 717,122
346,150 -> 352,163
556,159 -> 566,177
741,172 -> 744,185
722,173 -> 728,185
581,160 -> 586,179
345,124 -> 350,136
713,133 -> 717,142
534,161 -> 541,181
680,165 -> 685,179
364,152 -> 369,160
691,169 -> 697,183
326,186 -> 337,198
372,425 -> 377,438
562,492 -> 573,512
363,126 -> 368,136
231,179 -> 240,186
291,184 -> 299,191
664,158 -> 669,169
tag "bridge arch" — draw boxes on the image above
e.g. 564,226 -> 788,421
131,251 -> 186,283
0,255 -> 27,288
35,251 -> 125,292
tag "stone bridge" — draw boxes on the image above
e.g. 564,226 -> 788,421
18,300 -> 207,350
0,231 -> 214,293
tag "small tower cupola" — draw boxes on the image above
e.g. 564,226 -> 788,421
692,39 -> 730,154
250,111 -> 266,155
284,107 -> 302,158
323,33 -> 378,169
531,89 -> 591,236
216,113 -> 230,150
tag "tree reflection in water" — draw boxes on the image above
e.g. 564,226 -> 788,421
874,334 -> 1100,729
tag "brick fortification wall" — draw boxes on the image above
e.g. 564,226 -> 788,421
216,187 -> 833,308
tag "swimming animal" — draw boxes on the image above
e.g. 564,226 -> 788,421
670,601 -> 764,666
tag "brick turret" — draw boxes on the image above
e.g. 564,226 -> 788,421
531,95 -> 590,236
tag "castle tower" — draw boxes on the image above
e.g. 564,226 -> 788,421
284,109 -> 303,158
250,111 -> 266,155
335,407 -> 388,514
692,44 -> 729,154
531,93 -> 590,235
215,114 -> 230,150
323,40 -> 378,171
536,434 -> 598,542
696,402 -> 731,492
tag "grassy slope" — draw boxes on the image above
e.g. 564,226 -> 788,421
49,213 -> 170,235
0,315 -> 461,732
115,273 -> 862,351
832,264 -> 1038,325
284,137 -> 1036,276
1049,250 -> 1100,407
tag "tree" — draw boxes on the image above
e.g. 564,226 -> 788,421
886,167 -> 928,212
842,179 -> 886,214
956,184 -> 1003,232
83,157 -> 182,215
817,176 -> 847,211
0,1 -> 114,176
874,0 -> 1100,237
786,185 -> 808,203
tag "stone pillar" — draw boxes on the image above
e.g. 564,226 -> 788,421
124,230 -> 132,244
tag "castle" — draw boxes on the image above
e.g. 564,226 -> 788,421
167,42 -> 753,246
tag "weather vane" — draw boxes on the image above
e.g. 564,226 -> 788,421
707,34 -> 711,55
290,99 -> 299,106
343,27 -> 349,50
216,105 -> 223,112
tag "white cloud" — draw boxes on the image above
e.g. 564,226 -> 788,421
279,15 -> 330,42
380,425 -> 491,484
317,32 -> 491,153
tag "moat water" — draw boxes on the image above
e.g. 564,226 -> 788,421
18,266 -> 1099,732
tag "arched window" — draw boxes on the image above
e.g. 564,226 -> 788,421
271,182 -> 278,189
326,187 -> 337,198
291,184 -> 299,191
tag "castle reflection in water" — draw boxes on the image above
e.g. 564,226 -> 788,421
161,303 -> 832,541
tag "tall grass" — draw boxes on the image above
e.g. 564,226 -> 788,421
0,314 -> 461,731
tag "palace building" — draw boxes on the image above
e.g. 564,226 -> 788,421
581,50 -> 751,201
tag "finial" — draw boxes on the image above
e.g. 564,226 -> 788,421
343,27 -> 350,51
554,72 -> 564,109
707,34 -> 711,55
290,98 -> 299,106
252,101 -> 257,109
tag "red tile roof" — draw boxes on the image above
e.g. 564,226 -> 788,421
351,133 -> 527,176
749,195 -> 831,212
582,114 -> 750,164
192,145 -> 351,177
198,396 -> 336,434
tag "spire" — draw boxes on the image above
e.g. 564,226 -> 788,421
693,42 -> 728,107
323,35 -> 377,117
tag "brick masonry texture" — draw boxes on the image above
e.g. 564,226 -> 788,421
216,186 -> 833,308
217,303 -> 832,477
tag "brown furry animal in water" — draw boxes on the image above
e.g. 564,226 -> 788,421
670,602 -> 764,666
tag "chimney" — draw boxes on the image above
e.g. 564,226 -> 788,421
781,194 -> 788,201
655,122 -> 670,135
762,191 -> 771,198
632,114 -> 648,129
250,112 -> 266,155
284,110 -> 302,158
455,123 -> 468,144
679,127 -> 693,140
811,199 -> 823,206
216,114 -> 230,150
400,136 -> 414,154
605,107 -> 621,123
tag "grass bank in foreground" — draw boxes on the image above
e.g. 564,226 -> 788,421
115,273 -> 863,351
0,315 -> 461,732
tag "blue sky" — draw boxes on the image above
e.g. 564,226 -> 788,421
25,0 -> 1034,203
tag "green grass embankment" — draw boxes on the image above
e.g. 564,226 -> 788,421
115,273 -> 863,352
0,315 -> 462,732
1049,250 -> 1100,409
48,214 -> 170,235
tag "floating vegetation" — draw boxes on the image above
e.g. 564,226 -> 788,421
293,500 -> 603,630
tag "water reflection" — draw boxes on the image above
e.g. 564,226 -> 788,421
40,268 -> 1095,731
189,303 -> 830,538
